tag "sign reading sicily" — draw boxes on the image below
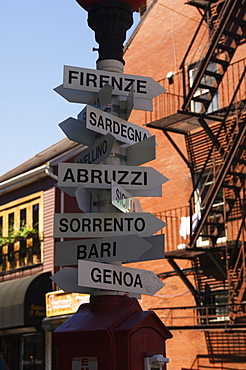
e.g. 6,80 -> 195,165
85,105 -> 151,145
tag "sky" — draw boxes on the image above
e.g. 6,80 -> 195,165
0,0 -> 139,176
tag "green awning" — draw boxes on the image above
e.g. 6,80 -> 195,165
0,272 -> 51,329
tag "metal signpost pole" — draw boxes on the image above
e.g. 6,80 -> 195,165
52,1 -> 172,369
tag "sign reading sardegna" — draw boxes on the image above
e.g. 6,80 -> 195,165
85,105 -> 152,145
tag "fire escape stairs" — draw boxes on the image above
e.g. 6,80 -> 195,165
182,0 -> 246,113
190,115 -> 246,250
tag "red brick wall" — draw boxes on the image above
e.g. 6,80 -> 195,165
122,1 -> 246,369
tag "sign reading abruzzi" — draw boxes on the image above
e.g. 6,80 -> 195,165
57,163 -> 168,194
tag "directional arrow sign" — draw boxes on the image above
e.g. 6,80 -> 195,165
131,234 -> 165,263
125,135 -> 156,166
55,235 -> 152,266
54,212 -> 166,238
74,133 -> 115,165
54,84 -> 153,112
78,260 -> 165,296
59,117 -> 95,147
111,182 -> 142,213
51,267 -> 141,298
57,163 -> 168,194
85,105 -> 152,145
88,83 -> 112,110
51,267 -> 97,294
63,65 -> 165,100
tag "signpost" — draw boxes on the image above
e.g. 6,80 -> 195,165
78,260 -> 165,296
54,212 -> 166,238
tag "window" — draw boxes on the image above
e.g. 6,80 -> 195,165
195,173 -> 226,247
0,193 -> 43,272
189,62 -> 220,114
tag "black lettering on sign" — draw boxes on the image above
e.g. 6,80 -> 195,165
137,79 -> 147,94
68,70 -> 79,84
77,245 -> 87,259
63,168 -> 75,182
124,78 -> 134,92
90,267 -> 144,288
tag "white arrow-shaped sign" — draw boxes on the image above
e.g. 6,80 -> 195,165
88,83 -> 112,110
63,65 -> 165,100
59,117 -> 95,147
54,84 -> 153,112
54,212 -> 166,238
74,133 -> 116,165
50,267 -> 141,298
57,162 -> 168,194
131,234 -> 165,263
111,182 -> 142,213
85,105 -> 152,145
55,235 -> 153,266
125,135 -> 156,166
50,267 -> 97,294
78,260 -> 165,296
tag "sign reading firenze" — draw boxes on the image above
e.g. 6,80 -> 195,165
63,65 -> 165,100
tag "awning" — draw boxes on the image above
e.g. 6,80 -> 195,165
0,272 -> 52,330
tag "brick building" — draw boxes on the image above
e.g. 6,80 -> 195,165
123,1 -> 246,369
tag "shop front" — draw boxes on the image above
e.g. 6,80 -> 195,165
0,272 -> 52,369
42,290 -> 90,369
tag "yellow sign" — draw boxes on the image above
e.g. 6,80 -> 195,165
46,290 -> 89,317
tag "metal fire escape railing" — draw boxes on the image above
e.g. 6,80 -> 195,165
181,0 -> 246,113
176,0 -> 246,324
149,1 -> 246,325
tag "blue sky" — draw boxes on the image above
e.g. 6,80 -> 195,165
0,0 -> 139,176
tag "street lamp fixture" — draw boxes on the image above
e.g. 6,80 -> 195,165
76,0 -> 146,65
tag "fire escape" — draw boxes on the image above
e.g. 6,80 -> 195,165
147,0 -> 246,327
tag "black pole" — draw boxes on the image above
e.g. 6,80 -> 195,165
87,0 -> 133,64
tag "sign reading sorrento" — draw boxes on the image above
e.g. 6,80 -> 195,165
54,213 -> 166,238
57,163 -> 168,193
85,105 -> 151,145
78,260 -> 165,296
63,65 -> 165,100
